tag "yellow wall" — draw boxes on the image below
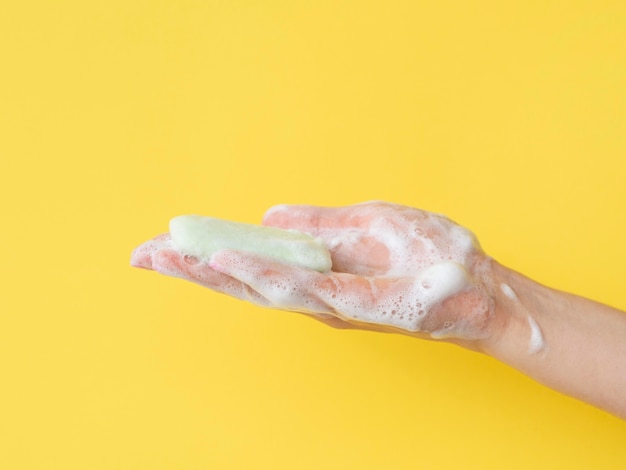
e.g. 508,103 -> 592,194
1,1 -> 625,468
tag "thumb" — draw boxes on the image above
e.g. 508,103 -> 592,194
261,204 -> 352,236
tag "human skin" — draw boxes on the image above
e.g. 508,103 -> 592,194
131,202 -> 626,420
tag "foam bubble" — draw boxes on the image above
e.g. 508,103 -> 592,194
527,316 -> 545,354
500,283 -> 517,301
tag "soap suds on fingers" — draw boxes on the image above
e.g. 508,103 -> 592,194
135,203 -> 494,340
311,262 -> 472,332
210,204 -> 489,338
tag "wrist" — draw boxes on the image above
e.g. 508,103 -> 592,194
471,260 -> 626,419
473,260 -> 549,359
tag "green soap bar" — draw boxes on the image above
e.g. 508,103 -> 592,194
169,215 -> 332,272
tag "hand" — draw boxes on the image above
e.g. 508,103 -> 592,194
132,202 -> 626,419
131,202 -> 497,344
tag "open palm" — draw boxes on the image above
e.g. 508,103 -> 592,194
131,202 -> 495,341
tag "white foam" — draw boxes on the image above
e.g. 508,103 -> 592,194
319,206 -> 479,278
307,261 -> 472,332
527,315 -> 545,354
500,283 -> 517,301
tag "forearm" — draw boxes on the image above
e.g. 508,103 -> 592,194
479,261 -> 626,419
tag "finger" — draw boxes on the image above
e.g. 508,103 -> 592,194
261,204 -> 341,233
311,273 -> 428,330
207,249 -> 421,329
209,249 -> 332,315
130,234 -> 171,270
262,204 -> 391,275
151,249 -> 271,306
132,237 -> 374,326
208,249 -> 463,336
261,203 -> 373,234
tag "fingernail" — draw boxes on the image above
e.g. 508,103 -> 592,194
262,204 -> 289,224
130,245 -> 154,269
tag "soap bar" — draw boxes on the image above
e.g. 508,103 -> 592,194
169,215 -> 332,272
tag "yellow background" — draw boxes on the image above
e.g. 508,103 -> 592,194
1,1 -> 625,468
